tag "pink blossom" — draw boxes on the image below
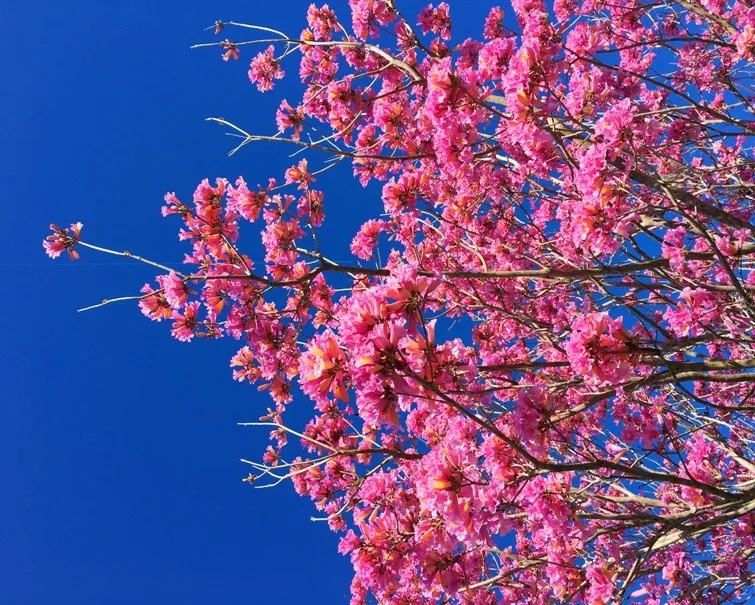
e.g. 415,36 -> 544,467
275,99 -> 305,140
161,192 -> 189,218
171,301 -> 200,342
230,346 -> 261,383
350,219 -> 386,260
221,40 -> 239,62
665,287 -> 721,337
307,4 -> 339,41
735,25 -> 755,60
564,312 -> 632,385
299,330 -> 349,402
248,45 -> 284,92
43,222 -> 83,260
478,38 -> 515,80
160,271 -> 189,309
661,548 -> 689,587
585,564 -> 615,605
482,6 -> 505,39
417,3 -> 452,40
227,177 -> 266,223
138,282 -> 173,322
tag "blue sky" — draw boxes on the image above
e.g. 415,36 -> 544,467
1,1 -> 496,603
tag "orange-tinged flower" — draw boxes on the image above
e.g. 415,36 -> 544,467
221,40 -> 239,61
300,331 -> 349,402
432,477 -> 454,491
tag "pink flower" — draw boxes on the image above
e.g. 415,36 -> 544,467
385,269 -> 440,332
231,346 -> 261,383
512,387 -> 551,453
138,283 -> 173,322
227,177 -> 266,223
478,38 -> 514,80
661,226 -> 688,271
715,234 -> 738,257
564,312 -> 632,385
354,375 -> 400,426
160,271 -> 189,309
221,40 -> 239,62
381,173 -> 419,214
192,177 -> 227,222
171,301 -> 200,342
735,25 -> 755,60
593,98 -> 635,148
664,288 -> 721,337
417,3 -> 452,40
349,0 -> 396,40
483,6 -> 505,39
299,330 -> 349,402
202,279 -> 229,315
299,189 -> 325,227
265,376 -> 293,405
350,219 -> 386,260
340,289 -> 390,342
248,45 -> 285,92
353,323 -> 406,376
161,192 -> 190,218
307,4 -> 339,41
585,563 -> 615,605
275,99 -> 305,140
285,159 -> 314,190
661,548 -> 689,587
43,222 -> 83,260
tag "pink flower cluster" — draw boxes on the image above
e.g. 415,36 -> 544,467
565,313 -> 632,386
43,222 -> 83,260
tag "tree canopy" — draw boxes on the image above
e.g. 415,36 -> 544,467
46,1 -> 755,602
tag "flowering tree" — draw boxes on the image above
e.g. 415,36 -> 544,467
45,0 -> 755,602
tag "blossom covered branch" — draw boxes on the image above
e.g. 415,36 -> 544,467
47,1 -> 755,603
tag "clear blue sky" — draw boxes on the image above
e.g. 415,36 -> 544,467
1,1 -> 492,603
